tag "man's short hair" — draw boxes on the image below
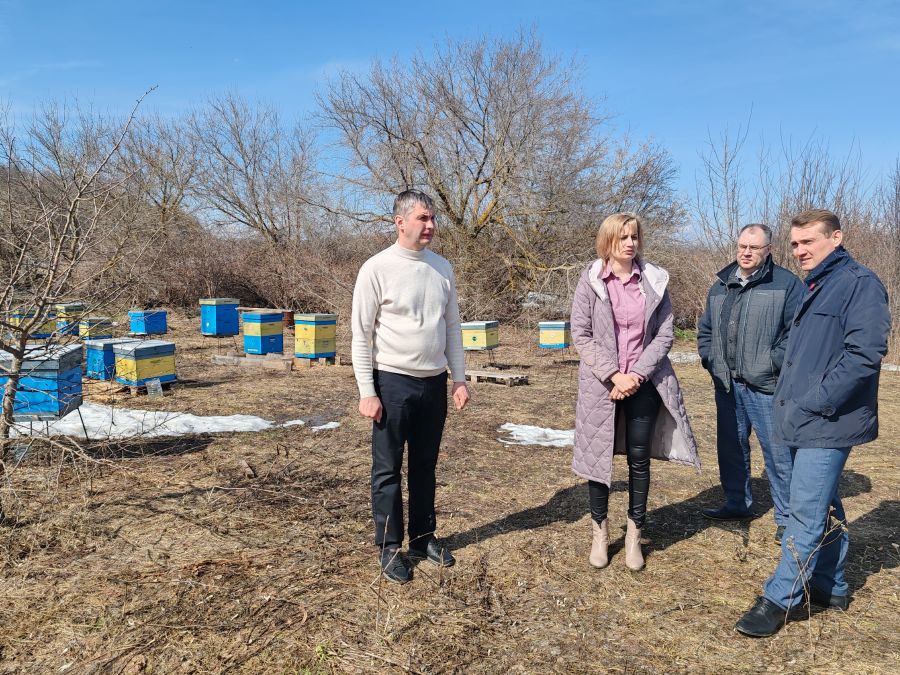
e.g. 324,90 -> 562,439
739,223 -> 773,246
791,209 -> 841,235
393,190 -> 434,219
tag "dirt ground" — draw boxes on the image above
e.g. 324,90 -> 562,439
0,314 -> 897,674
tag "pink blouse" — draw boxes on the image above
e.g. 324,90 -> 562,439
601,262 -> 646,378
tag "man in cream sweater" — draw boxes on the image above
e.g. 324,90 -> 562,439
352,190 -> 470,584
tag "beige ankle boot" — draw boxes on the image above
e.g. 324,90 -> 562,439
589,519 -> 609,568
624,518 -> 645,571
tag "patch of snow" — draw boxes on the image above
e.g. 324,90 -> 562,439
497,423 -> 573,448
311,421 -> 340,432
11,402 -> 314,439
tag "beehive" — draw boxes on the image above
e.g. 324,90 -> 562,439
113,339 -> 177,387
79,316 -> 113,339
84,337 -> 140,380
0,344 -> 83,420
242,311 -> 284,355
294,313 -> 337,358
461,320 -> 499,351
200,298 -> 239,337
539,321 -> 572,348
10,312 -> 56,339
128,309 -> 168,335
55,302 -> 85,335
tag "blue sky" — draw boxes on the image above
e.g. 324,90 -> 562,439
1,0 -> 898,195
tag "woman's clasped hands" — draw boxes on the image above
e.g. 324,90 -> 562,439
609,371 -> 641,400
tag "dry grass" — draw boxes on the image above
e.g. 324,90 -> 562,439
0,316 -> 897,673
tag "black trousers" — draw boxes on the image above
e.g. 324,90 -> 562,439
371,369 -> 448,548
588,380 -> 661,529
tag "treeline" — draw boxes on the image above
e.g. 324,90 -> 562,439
2,33 -> 898,354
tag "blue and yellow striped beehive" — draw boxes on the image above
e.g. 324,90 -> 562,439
200,298 -> 239,336
55,302 -> 85,335
461,320 -> 499,351
0,344 -> 83,420
113,339 -> 177,387
539,321 -> 572,348
242,311 -> 284,355
129,309 -> 168,335
10,312 -> 57,339
84,337 -> 140,380
294,313 -> 337,358
79,316 -> 113,339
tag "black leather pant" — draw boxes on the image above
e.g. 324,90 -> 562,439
589,380 -> 661,529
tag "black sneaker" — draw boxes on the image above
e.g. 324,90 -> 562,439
808,586 -> 850,611
735,596 -> 807,637
702,505 -> 754,521
408,537 -> 455,567
379,547 -> 411,584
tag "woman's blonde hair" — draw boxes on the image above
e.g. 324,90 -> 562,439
595,212 -> 644,261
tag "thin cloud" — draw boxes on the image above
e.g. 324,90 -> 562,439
0,59 -> 101,88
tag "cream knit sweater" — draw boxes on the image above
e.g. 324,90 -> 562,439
351,243 -> 466,399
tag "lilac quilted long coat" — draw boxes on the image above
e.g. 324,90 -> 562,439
571,259 -> 700,486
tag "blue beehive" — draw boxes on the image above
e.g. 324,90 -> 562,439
199,298 -> 239,337
84,337 -> 140,380
242,311 -> 284,355
0,344 -> 83,420
129,309 -> 168,335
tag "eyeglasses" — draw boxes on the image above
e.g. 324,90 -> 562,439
737,244 -> 770,253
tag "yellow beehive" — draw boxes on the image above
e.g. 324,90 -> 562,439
461,321 -> 499,350
113,340 -> 177,387
10,312 -> 56,338
294,313 -> 337,358
242,319 -> 283,337
539,321 -> 572,348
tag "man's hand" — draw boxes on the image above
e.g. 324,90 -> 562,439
611,372 -> 640,397
451,382 -> 470,411
359,396 -> 383,423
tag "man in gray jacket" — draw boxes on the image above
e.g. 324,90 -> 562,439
697,224 -> 804,542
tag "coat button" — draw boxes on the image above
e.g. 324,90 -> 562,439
779,400 -> 785,406
786,361 -> 792,367
794,320 -> 800,326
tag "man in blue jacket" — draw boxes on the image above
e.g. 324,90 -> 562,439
698,224 -> 804,542
736,209 -> 891,637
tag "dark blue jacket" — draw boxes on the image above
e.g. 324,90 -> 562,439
773,247 -> 890,447
697,256 -> 804,394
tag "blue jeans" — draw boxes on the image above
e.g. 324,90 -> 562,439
763,447 -> 851,609
715,381 -> 794,524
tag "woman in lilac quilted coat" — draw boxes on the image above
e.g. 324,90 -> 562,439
570,213 -> 699,571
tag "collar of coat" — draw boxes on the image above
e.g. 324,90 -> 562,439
715,254 -> 774,287
588,258 -> 669,301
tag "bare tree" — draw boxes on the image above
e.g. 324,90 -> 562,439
319,32 -> 682,316
0,93 -> 151,446
191,94 -> 319,244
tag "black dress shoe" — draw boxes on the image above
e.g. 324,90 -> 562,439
808,586 -> 850,611
735,596 -> 806,637
408,537 -> 455,567
774,525 -> 786,543
702,506 -> 754,521
379,547 -> 411,584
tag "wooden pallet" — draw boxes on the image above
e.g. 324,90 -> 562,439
465,369 -> 528,386
293,356 -> 337,368
211,353 -> 293,372
124,380 -> 177,397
